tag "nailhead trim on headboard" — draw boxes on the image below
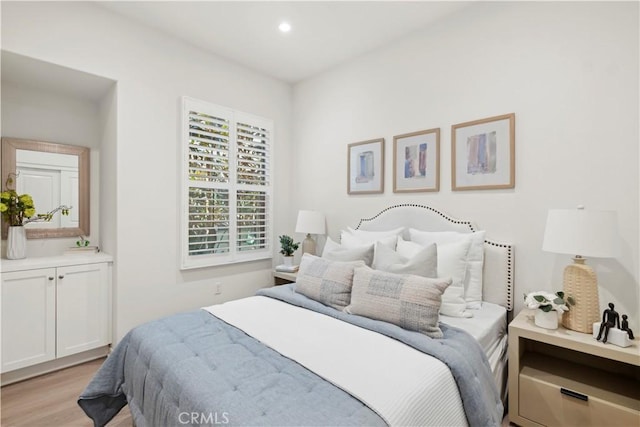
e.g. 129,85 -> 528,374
357,203 -> 479,231
355,204 -> 514,311
484,240 -> 514,311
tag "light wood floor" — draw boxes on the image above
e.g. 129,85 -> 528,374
1,358 -> 131,427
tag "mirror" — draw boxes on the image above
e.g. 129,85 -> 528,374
1,137 -> 89,239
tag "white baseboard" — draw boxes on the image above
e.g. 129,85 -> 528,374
1,346 -> 110,386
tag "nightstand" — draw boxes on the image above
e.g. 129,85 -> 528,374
273,270 -> 297,286
508,309 -> 640,426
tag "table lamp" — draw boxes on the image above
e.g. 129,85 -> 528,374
542,206 -> 619,333
295,210 -> 325,256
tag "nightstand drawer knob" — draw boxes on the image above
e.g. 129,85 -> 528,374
561,388 -> 588,401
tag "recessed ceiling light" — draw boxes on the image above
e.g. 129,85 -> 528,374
278,22 -> 291,33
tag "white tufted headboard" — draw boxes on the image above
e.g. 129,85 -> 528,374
355,204 -> 514,311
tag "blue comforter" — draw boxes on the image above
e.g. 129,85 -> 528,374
78,284 -> 502,426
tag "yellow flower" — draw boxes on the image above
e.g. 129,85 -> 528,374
2,175 -> 71,225
19,194 -> 34,206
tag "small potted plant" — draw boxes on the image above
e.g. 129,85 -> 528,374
524,290 -> 575,329
279,235 -> 299,266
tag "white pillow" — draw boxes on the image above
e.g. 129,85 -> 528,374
439,286 -> 472,318
372,241 -> 437,277
322,236 -> 374,266
398,236 -> 472,318
346,226 -> 404,239
409,229 -> 486,309
341,232 -> 397,250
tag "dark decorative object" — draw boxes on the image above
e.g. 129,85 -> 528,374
596,303 -> 620,344
621,314 -> 635,340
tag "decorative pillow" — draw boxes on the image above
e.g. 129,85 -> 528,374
322,237 -> 374,266
372,241 -> 437,278
439,286 -> 472,318
294,254 -> 366,310
344,226 -> 404,242
341,232 -> 397,250
345,267 -> 451,338
398,237 -> 472,318
409,229 -> 486,309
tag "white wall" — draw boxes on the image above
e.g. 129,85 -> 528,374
1,1 -> 293,341
2,1 -> 637,337
292,2 -> 639,329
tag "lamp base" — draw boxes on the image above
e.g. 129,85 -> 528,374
561,257 -> 599,333
301,234 -> 317,256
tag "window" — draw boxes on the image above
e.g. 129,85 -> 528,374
181,97 -> 272,269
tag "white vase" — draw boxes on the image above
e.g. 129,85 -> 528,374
283,256 -> 294,267
7,226 -> 27,260
535,309 -> 559,329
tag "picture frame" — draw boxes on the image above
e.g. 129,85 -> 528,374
451,113 -> 515,191
393,128 -> 440,193
347,138 -> 384,194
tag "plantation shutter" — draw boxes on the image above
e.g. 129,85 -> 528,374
181,98 -> 272,269
235,118 -> 270,254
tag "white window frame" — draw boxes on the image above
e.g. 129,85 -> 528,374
180,96 -> 273,269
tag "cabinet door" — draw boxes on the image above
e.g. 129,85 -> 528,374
1,268 -> 56,373
56,263 -> 111,357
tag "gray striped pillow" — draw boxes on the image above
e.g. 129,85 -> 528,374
346,267 -> 451,338
294,254 -> 366,310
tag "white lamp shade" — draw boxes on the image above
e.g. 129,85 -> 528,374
295,210 -> 326,235
542,208 -> 619,258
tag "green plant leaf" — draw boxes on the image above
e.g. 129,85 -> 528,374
567,296 -> 576,305
540,304 -> 553,312
553,297 -> 564,305
556,291 -> 565,299
534,295 -> 546,303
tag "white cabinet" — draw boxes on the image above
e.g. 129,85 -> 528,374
1,268 -> 56,371
1,255 -> 112,374
56,262 -> 110,358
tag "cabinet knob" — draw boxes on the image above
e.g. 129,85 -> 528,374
48,276 -> 54,281
58,275 -> 64,280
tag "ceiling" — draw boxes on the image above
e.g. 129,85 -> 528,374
96,1 -> 472,83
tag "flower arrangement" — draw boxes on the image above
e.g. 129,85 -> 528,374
0,175 -> 71,226
524,290 -> 575,313
279,235 -> 299,257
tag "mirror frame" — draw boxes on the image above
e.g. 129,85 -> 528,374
1,137 -> 90,239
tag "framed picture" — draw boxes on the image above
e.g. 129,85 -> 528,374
452,113 -> 515,191
347,138 -> 384,194
393,128 -> 440,193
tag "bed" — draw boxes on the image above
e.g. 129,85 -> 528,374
79,204 -> 514,427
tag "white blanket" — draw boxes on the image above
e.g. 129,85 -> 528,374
205,296 -> 467,427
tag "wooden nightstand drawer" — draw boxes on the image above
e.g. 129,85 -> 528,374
518,352 -> 640,427
520,370 -> 639,427
509,310 -> 640,427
